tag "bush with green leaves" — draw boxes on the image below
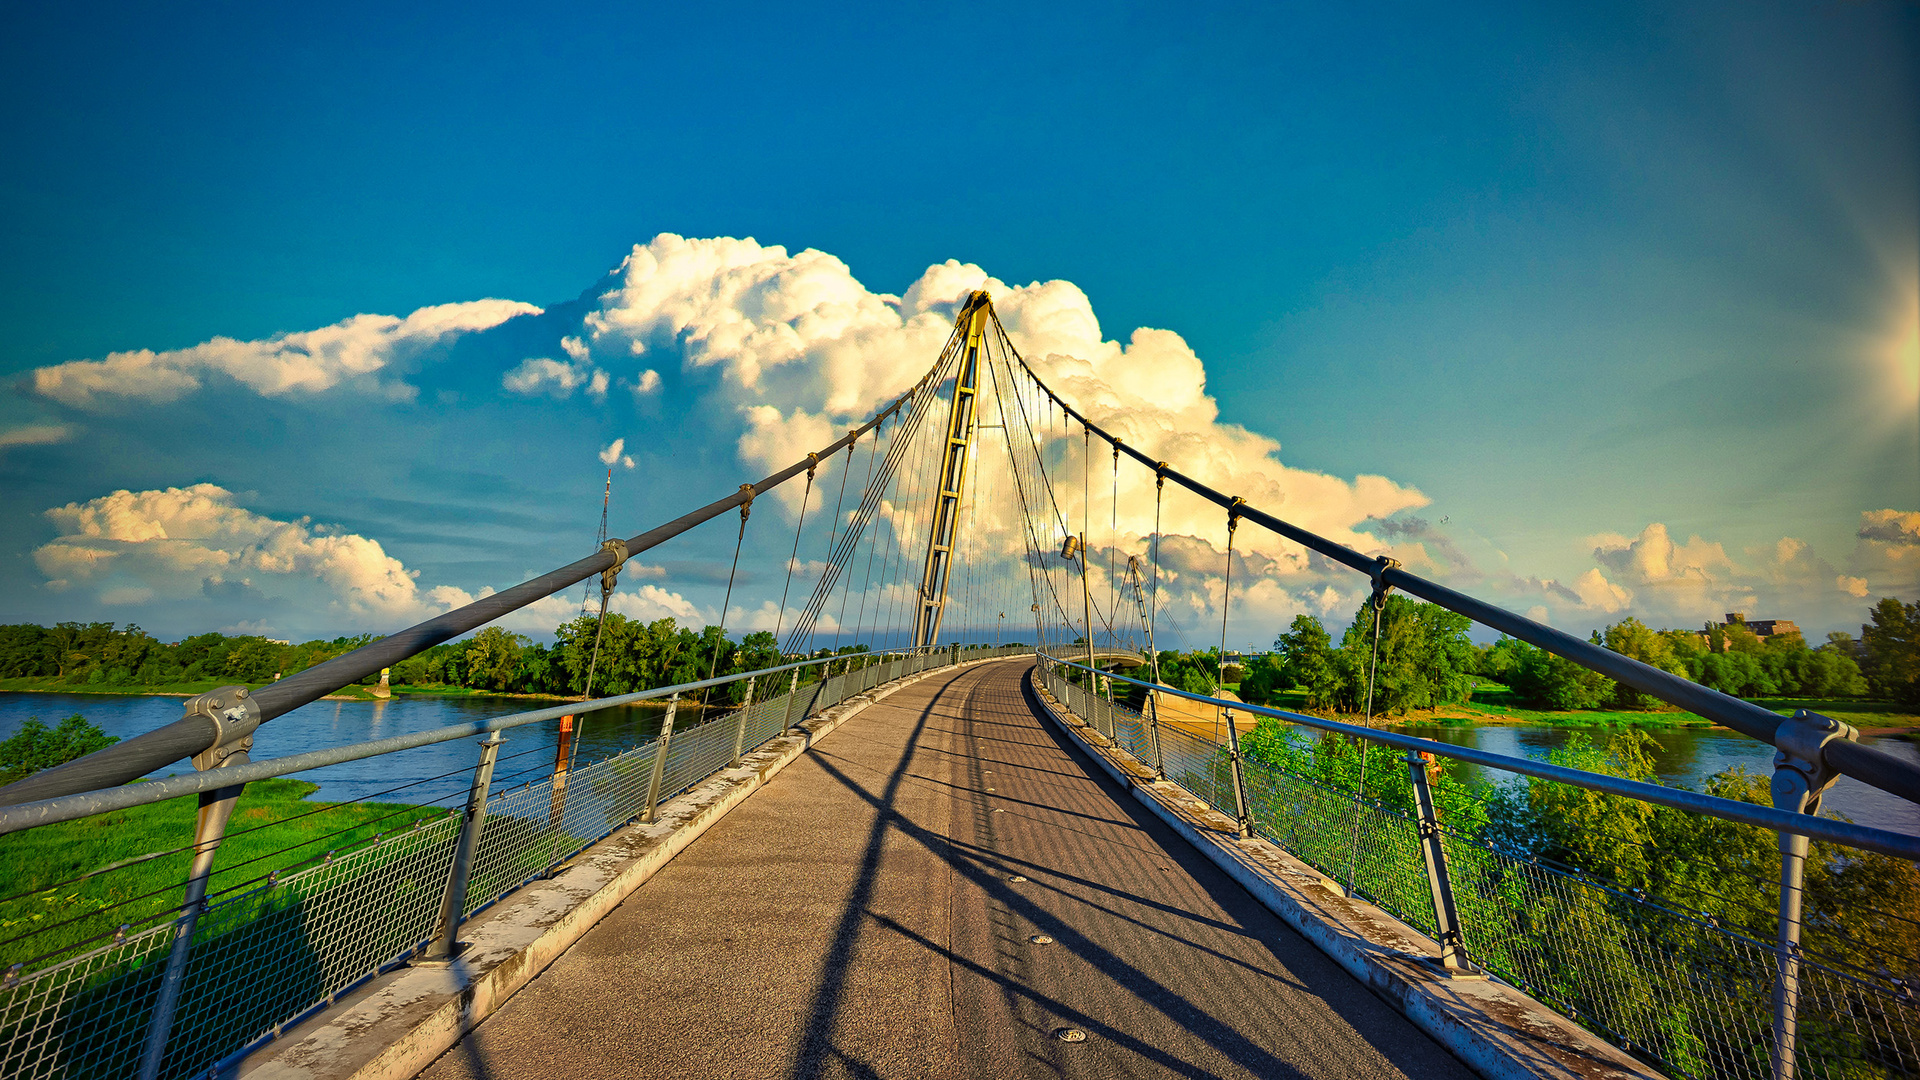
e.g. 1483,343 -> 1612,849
0,714 -> 117,785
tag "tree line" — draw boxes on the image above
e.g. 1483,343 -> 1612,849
1226,595 -> 1909,715
0,615 -> 873,702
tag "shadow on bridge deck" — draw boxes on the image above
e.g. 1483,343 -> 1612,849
416,660 -> 1473,1080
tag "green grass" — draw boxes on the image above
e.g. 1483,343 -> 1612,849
0,778 -> 448,969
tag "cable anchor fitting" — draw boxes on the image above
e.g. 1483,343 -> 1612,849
737,483 -> 756,522
185,685 -> 262,771
599,538 -> 629,599
1772,709 -> 1855,814
1369,556 -> 1402,612
805,451 -> 818,480
1227,497 -> 1245,534
1155,462 -> 1169,490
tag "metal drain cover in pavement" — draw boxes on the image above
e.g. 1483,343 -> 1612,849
1009,875 -> 1027,882
1053,1027 -> 1087,1043
1029,934 -> 1053,945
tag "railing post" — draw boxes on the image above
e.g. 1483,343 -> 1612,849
548,714 -> 573,830
781,666 -> 802,732
1144,687 -> 1166,780
1406,750 -> 1475,975
1220,707 -> 1252,837
641,694 -> 679,824
423,730 -> 502,962
730,676 -> 758,766
1768,710 -> 1853,1080
137,687 -> 255,1080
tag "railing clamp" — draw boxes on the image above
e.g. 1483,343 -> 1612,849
1369,556 -> 1401,612
737,483 -> 756,521
1772,709 -> 1853,814
600,538 -> 629,598
185,686 -> 261,771
805,451 -> 819,479
1227,496 -> 1244,533
1155,461 -> 1168,490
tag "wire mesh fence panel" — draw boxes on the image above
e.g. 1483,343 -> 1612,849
657,716 -> 743,804
547,741 -> 660,858
1437,828 -> 1920,1080
0,810 -> 464,1080
737,694 -> 790,751
0,913 -> 178,1080
1156,724 -> 1237,819
1108,701 -> 1149,764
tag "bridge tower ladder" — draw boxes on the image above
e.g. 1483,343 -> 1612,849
912,290 -> 989,651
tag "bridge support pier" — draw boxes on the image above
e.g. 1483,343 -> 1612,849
423,731 -> 503,962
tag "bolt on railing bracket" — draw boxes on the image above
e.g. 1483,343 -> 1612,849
184,685 -> 261,771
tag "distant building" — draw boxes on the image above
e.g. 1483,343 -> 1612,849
1694,613 -> 1801,649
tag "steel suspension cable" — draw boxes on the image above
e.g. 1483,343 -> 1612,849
772,459 -> 817,644
702,491 -> 754,703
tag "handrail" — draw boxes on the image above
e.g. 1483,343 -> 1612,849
1038,651 -> 1920,862
1006,343 -> 1920,807
0,646 -> 1020,836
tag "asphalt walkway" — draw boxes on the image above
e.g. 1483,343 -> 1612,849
417,659 -> 1474,1080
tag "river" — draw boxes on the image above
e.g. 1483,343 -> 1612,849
4,691 -> 1916,835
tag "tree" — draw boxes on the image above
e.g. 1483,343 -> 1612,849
464,627 -> 529,691
1505,639 -> 1615,709
0,715 -> 117,785
1601,617 -> 1687,708
1861,597 -> 1920,707
1272,615 -> 1340,708
1334,596 -> 1476,714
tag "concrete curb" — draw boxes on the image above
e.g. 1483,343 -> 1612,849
236,656 -> 1022,1080
1024,671 -> 1664,1080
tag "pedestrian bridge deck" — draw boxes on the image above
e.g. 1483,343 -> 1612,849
417,659 -> 1472,1080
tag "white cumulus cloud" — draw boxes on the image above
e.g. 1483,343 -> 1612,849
598,438 -> 635,469
503,356 -> 607,400
30,484 -> 715,637
32,299 -> 540,410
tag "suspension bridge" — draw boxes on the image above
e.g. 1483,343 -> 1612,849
0,292 -> 1916,1080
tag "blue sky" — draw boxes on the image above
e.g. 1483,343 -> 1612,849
0,0 -> 1914,646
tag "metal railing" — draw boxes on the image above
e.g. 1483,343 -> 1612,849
1036,651 -> 1920,1080
0,644 -> 1030,1080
